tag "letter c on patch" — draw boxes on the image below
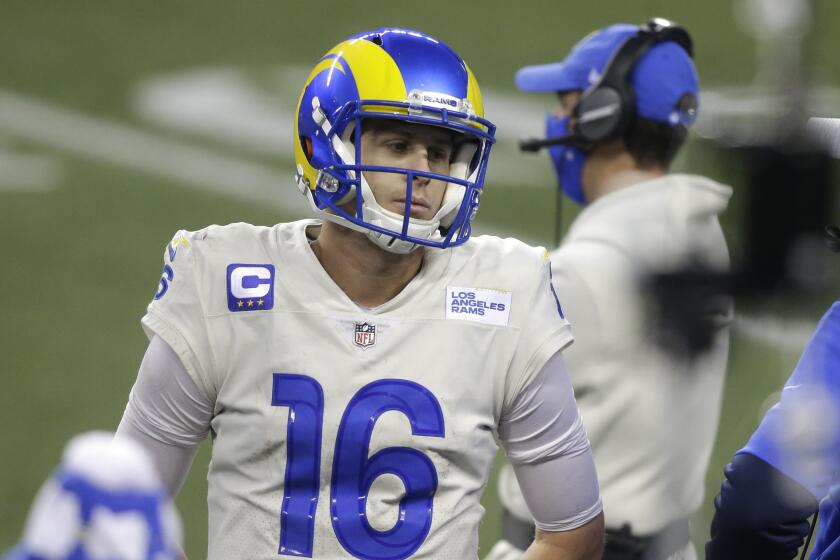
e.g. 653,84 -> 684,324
231,266 -> 272,298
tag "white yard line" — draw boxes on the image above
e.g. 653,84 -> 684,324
0,89 -> 309,213
132,68 -> 295,155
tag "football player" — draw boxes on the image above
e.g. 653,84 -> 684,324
707,299 -> 840,559
3,432 -> 183,560
114,28 -> 604,559
488,19 -> 732,560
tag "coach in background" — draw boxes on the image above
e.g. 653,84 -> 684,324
487,19 -> 733,560
707,297 -> 840,559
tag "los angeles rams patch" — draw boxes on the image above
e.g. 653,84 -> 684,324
227,264 -> 275,312
446,286 -> 512,326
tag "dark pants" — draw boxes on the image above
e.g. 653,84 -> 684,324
603,521 -> 690,560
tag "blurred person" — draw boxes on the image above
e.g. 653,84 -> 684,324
707,299 -> 840,559
3,431 -> 183,560
487,19 -> 732,560
113,28 -> 604,559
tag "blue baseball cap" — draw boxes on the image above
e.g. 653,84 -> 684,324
515,23 -> 699,127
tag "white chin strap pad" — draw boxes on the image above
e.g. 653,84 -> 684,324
438,142 -> 478,228
358,140 -> 479,254
359,180 -> 441,254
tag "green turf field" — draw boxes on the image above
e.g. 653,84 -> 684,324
2,1 -> 840,556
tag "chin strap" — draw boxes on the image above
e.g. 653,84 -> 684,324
356,141 -> 480,254
359,180 -> 443,254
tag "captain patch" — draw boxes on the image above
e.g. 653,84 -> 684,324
227,264 -> 275,312
446,286 -> 512,326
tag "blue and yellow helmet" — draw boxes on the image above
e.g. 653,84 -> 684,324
293,28 -> 496,253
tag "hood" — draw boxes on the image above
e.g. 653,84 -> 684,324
564,174 -> 733,271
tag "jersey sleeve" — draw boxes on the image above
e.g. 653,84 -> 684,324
499,351 -> 590,465
140,230 -> 217,402
739,301 -> 840,499
497,352 -> 602,531
706,453 -> 817,560
503,252 -> 573,412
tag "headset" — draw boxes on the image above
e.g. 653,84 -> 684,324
520,18 -> 695,152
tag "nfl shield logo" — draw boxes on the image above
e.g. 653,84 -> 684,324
354,322 -> 376,349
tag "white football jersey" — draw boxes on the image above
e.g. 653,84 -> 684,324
141,219 -> 572,560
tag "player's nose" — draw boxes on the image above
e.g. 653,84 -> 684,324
406,148 -> 433,186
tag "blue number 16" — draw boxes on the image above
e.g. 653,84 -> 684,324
271,374 -> 445,559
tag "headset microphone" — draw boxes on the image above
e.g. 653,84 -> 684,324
518,134 -> 581,152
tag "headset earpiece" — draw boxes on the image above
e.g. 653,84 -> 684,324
572,19 -> 693,144
574,86 -> 631,143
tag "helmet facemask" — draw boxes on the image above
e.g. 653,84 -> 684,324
299,97 -> 494,254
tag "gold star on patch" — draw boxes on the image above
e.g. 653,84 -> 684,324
237,300 -> 244,308
257,299 -> 264,306
247,300 -> 254,307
